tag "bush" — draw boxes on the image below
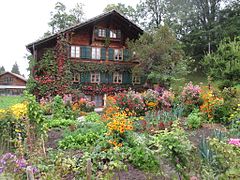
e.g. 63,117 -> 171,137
114,90 -> 146,116
155,121 -> 193,177
186,109 -> 203,129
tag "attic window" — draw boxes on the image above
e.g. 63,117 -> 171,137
110,30 -> 121,39
98,29 -> 106,37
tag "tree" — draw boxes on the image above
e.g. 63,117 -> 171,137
11,62 -> 21,75
0,66 -> 5,74
103,3 -> 138,23
48,2 -> 85,34
203,36 -> 240,88
128,26 -> 192,86
137,0 -> 166,30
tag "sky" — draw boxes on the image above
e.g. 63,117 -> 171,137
0,0 -> 139,77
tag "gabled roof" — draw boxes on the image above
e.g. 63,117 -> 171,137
26,10 -> 143,51
0,72 -> 27,82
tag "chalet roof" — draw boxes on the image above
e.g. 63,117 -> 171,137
26,10 -> 143,51
0,72 -> 27,82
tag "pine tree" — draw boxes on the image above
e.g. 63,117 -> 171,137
0,66 -> 5,74
11,62 -> 21,75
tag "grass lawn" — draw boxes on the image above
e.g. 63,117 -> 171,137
0,96 -> 25,109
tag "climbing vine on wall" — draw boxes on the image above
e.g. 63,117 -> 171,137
70,61 -> 133,73
29,33 -> 73,98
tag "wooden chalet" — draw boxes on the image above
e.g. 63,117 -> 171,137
26,10 -> 144,107
0,72 -> 27,96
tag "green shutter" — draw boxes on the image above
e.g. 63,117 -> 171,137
81,72 -> 90,83
80,46 -> 87,59
123,71 -> 131,84
108,48 -> 114,60
101,48 -> 106,60
106,29 -> 110,37
80,46 -> 91,59
86,47 -> 91,59
123,49 -> 129,61
100,72 -> 108,83
109,73 -> 113,83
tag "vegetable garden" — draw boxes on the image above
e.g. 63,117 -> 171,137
0,82 -> 239,179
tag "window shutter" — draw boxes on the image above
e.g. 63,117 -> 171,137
116,30 -> 121,39
123,71 -> 131,84
81,72 -> 90,82
108,48 -> 114,60
94,29 -> 98,37
80,46 -> 86,58
86,47 -> 91,59
100,72 -> 107,83
106,29 -> 110,37
123,49 -> 129,61
109,73 -> 113,83
101,48 -> 106,60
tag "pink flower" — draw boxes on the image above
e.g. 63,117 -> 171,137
228,138 -> 240,147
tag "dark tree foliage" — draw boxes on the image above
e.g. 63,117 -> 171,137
0,66 -> 5,74
11,62 -> 21,75
103,3 -> 139,23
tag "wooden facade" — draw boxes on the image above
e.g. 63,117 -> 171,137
26,10 -> 144,106
0,72 -> 27,96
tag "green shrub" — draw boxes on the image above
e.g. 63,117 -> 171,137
154,121 -> 193,177
46,119 -> 77,129
186,109 -> 203,129
127,145 -> 159,171
85,112 -> 101,122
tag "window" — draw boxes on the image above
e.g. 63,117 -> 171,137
110,30 -> 117,38
132,75 -> 141,84
71,46 -> 80,58
113,72 -> 122,84
110,30 -> 121,38
72,73 -> 80,82
98,29 -> 106,37
91,72 -> 100,83
4,77 -> 13,83
114,49 -> 123,61
92,47 -> 101,60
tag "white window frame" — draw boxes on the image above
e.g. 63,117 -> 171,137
70,46 -> 80,58
72,72 -> 80,82
91,72 -> 100,83
132,75 -> 141,85
110,30 -> 117,38
114,49 -> 123,61
92,47 -> 101,60
113,72 -> 122,84
98,29 -> 106,37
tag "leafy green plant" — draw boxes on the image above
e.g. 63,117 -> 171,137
127,145 -> 159,171
85,112 -> 101,122
154,121 -> 193,178
186,108 -> 203,129
46,119 -> 77,129
52,95 -> 65,119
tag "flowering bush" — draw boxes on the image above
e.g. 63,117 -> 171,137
159,90 -> 175,110
142,89 -> 159,110
0,153 -> 37,178
114,90 -> 146,116
200,88 -> 224,120
228,138 -> 240,147
10,103 -> 27,120
72,98 -> 95,113
181,82 -> 201,105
